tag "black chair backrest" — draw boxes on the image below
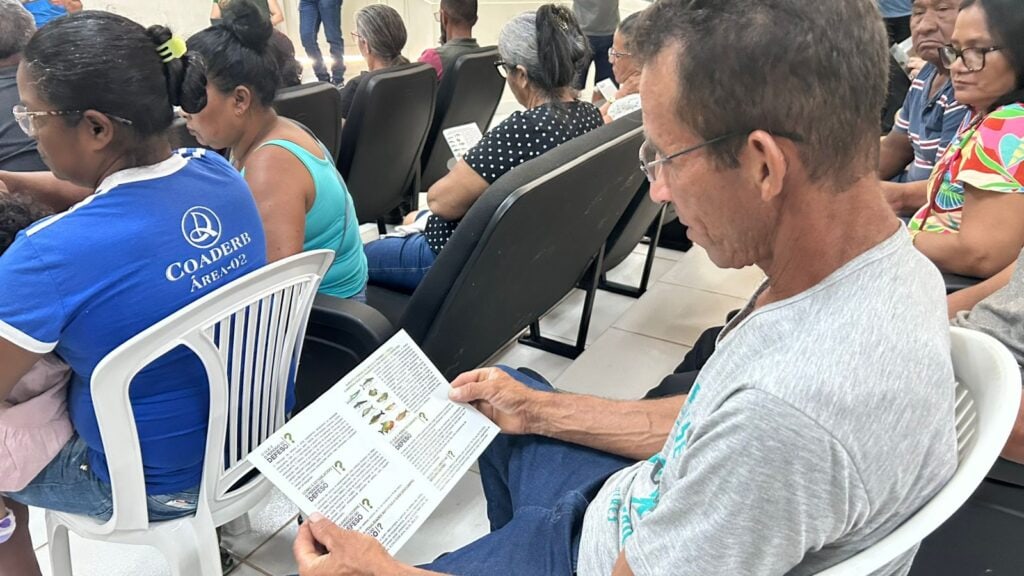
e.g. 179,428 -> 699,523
274,82 -> 344,159
600,180 -> 662,273
337,64 -> 437,223
420,47 -> 505,191
400,111 -> 646,379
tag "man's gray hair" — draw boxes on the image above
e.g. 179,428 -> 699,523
0,0 -> 35,60
635,0 -> 888,188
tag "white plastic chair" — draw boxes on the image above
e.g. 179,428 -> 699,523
818,326 -> 1022,575
45,250 -> 334,575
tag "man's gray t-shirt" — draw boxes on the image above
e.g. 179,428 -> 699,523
578,229 -> 958,576
952,248 -> 1024,365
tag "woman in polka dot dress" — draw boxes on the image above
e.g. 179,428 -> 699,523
363,4 -> 604,293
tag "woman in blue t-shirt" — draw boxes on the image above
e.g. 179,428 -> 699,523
182,0 -> 369,300
0,12 -> 266,574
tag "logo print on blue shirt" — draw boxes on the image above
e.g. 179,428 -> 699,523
182,206 -> 222,249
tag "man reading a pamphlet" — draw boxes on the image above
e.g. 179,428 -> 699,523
292,0 -> 958,574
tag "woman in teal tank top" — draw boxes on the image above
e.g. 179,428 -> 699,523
179,0 -> 368,299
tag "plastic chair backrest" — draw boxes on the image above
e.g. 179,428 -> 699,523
816,326 -> 1022,575
87,250 -> 333,533
401,112 -> 646,379
337,64 -> 437,223
420,47 -> 505,190
274,82 -> 344,160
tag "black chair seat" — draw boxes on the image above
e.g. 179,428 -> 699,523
294,294 -> 394,413
365,285 -> 412,329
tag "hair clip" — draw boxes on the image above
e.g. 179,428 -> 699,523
157,36 -> 188,63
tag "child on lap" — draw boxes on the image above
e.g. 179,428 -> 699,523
0,194 -> 72,543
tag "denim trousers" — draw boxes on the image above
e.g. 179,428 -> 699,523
364,234 -> 437,294
4,435 -> 198,522
418,367 -> 635,575
574,34 -> 615,90
299,0 -> 346,83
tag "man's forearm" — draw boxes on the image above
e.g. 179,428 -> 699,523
528,392 -> 685,460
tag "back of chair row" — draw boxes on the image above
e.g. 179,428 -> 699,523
395,112 -> 647,379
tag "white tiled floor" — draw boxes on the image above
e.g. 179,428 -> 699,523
25,241 -> 764,576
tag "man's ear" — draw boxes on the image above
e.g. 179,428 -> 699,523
79,110 -> 117,152
743,130 -> 789,203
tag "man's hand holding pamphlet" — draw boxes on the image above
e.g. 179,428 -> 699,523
248,330 -> 500,561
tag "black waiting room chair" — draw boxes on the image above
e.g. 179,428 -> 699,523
274,82 -> 344,159
419,47 -> 505,193
337,63 -> 437,232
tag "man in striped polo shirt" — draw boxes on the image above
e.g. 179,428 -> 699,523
879,0 -> 968,216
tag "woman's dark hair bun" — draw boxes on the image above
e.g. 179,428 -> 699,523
145,24 -> 191,110
534,4 -> 588,94
220,0 -> 274,52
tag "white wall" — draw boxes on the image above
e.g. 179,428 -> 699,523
92,0 -> 549,63
92,0 -> 647,113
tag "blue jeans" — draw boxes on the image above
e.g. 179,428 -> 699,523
419,368 -> 635,576
299,0 -> 346,84
3,435 -> 199,522
574,34 -> 615,90
364,234 -> 437,294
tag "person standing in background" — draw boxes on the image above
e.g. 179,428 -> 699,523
879,0 -> 912,43
19,0 -> 80,29
300,0 -> 345,85
212,0 -> 284,27
571,0 -> 617,90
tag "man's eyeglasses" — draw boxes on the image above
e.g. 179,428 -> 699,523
350,31 -> 364,43
12,104 -> 133,137
940,44 -> 1002,72
639,130 -> 803,183
433,10 -> 441,22
494,60 -> 513,79
608,48 -> 631,61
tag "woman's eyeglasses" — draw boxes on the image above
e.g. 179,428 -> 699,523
608,48 -> 632,61
12,104 -> 133,137
493,60 -> 513,79
939,44 -> 1002,72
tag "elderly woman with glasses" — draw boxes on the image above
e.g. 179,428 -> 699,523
599,12 -> 642,123
363,4 -> 602,293
908,0 -> 1024,280
337,4 -> 410,120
